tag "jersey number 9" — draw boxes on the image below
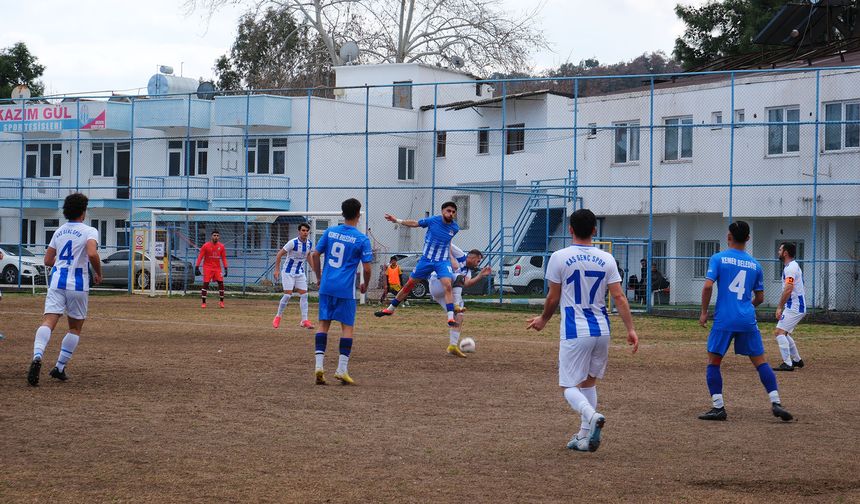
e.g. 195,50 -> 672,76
328,242 -> 345,268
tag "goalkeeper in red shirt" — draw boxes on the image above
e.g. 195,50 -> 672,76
195,230 -> 229,308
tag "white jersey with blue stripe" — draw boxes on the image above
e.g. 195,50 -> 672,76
429,244 -> 470,287
782,260 -> 806,313
546,244 -> 621,340
48,222 -> 99,292
281,237 -> 314,276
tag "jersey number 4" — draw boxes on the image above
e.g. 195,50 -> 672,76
728,270 -> 746,300
328,242 -> 345,268
58,241 -> 74,265
566,270 -> 605,305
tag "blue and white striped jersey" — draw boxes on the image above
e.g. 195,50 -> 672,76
782,260 -> 806,313
281,237 -> 314,276
429,244 -> 470,287
48,222 -> 99,292
418,215 -> 459,262
546,244 -> 621,339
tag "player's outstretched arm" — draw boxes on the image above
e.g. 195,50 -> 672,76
609,282 -> 638,353
527,281 -> 560,331
86,238 -> 102,284
462,266 -> 492,288
384,214 -> 419,227
699,279 -> 714,327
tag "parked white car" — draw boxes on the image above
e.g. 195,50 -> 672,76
0,244 -> 47,285
498,254 -> 546,295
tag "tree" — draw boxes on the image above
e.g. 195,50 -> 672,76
190,0 -> 547,75
214,6 -> 332,90
0,42 -> 45,98
673,0 -> 787,69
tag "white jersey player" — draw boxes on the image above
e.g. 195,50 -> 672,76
27,193 -> 103,386
273,222 -> 315,329
429,245 -> 492,357
773,242 -> 806,371
527,209 -> 638,453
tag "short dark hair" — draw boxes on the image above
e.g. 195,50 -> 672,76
211,230 -> 220,236
729,220 -> 750,243
441,201 -> 457,211
298,222 -> 310,231
389,256 -> 398,262
780,242 -> 796,258
468,249 -> 483,258
62,193 -> 89,220
569,209 -> 597,239
342,198 -> 362,220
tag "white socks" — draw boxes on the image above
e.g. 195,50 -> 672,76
712,393 -> 724,408
787,335 -> 801,362
276,294 -> 291,316
300,293 -> 309,320
337,354 -> 349,375
315,353 -> 324,370
449,329 -> 460,346
577,386 -> 598,437
769,390 -> 781,404
564,387 -> 597,431
776,334 -> 792,366
56,333 -> 79,371
33,325 -> 51,361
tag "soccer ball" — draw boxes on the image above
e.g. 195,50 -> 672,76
459,337 -> 476,353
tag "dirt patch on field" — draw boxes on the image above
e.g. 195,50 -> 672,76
0,295 -> 858,503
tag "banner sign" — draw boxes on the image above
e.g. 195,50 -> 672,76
0,103 -> 107,132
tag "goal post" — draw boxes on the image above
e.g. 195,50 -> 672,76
142,210 -> 367,300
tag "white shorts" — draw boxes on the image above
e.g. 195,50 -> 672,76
281,274 -> 308,292
558,335 -> 610,388
777,310 -> 805,334
431,282 -> 463,308
44,288 -> 89,320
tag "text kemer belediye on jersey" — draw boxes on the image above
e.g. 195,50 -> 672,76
328,232 -> 357,243
721,256 -> 757,270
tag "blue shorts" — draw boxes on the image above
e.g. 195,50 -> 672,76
411,258 -> 454,280
707,328 -> 765,357
318,294 -> 356,326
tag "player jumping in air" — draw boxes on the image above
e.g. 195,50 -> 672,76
195,231 -> 228,309
772,242 -> 806,372
27,193 -> 103,386
375,201 -> 460,327
698,221 -> 794,422
429,245 -> 491,357
527,209 -> 639,452
272,222 -> 315,329
308,198 -> 373,386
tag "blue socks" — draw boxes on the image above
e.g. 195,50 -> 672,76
315,332 -> 327,353
446,303 -> 454,312
339,337 -> 353,357
756,362 -> 778,393
706,364 -> 723,396
391,298 -> 400,307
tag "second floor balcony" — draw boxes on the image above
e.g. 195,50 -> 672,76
132,176 -> 210,210
211,175 -> 291,211
0,178 -> 61,208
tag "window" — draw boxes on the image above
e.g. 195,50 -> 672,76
44,219 -> 60,247
613,121 -> 640,164
587,123 -> 598,138
529,255 -> 544,268
397,147 -> 415,181
694,240 -> 720,278
24,143 -> 62,178
452,195 -> 470,230
116,219 -> 129,249
506,123 -> 525,154
20,219 -> 36,246
92,142 -> 130,177
651,240 -> 667,275
168,140 -> 208,176
477,127 -> 489,154
246,138 -> 286,174
392,81 -> 413,109
664,116 -> 693,161
436,131 -> 446,158
734,109 -> 745,128
475,83 -> 483,97
711,111 -> 723,130
824,101 -> 860,151
91,220 -> 108,249
767,107 -> 800,155
313,219 -> 330,243
774,240 -> 804,280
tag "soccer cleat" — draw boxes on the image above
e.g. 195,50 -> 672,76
771,403 -> 794,422
300,320 -> 315,329
27,358 -> 42,387
773,362 -> 795,372
315,369 -> 327,385
698,407 -> 728,421
219,301 -> 225,309
334,372 -> 355,385
49,367 -> 68,382
793,359 -> 805,369
201,302 -> 207,309
587,413 -> 605,452
447,318 -> 459,328
272,316 -> 281,329
454,306 -> 467,314
566,434 -> 589,452
447,344 -> 467,358
374,308 -> 394,317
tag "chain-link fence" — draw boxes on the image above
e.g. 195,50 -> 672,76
0,66 -> 858,314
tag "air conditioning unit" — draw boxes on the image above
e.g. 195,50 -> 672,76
333,88 -> 346,98
37,181 -> 47,194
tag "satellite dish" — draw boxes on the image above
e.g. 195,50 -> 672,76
159,65 -> 174,75
11,85 -> 31,100
197,81 -> 216,100
339,41 -> 359,65
450,55 -> 465,69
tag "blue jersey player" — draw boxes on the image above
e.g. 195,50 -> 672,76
698,221 -> 793,422
376,201 -> 460,328
308,198 -> 373,386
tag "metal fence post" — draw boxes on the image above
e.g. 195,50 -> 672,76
646,77 -> 655,313
431,83 -> 438,211
499,81 -> 507,303
728,72 -> 736,224
305,88 -> 312,212
811,70 -> 821,312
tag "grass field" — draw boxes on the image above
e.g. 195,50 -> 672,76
0,293 -> 858,503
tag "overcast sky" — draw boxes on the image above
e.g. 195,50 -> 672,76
0,0 -> 706,96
